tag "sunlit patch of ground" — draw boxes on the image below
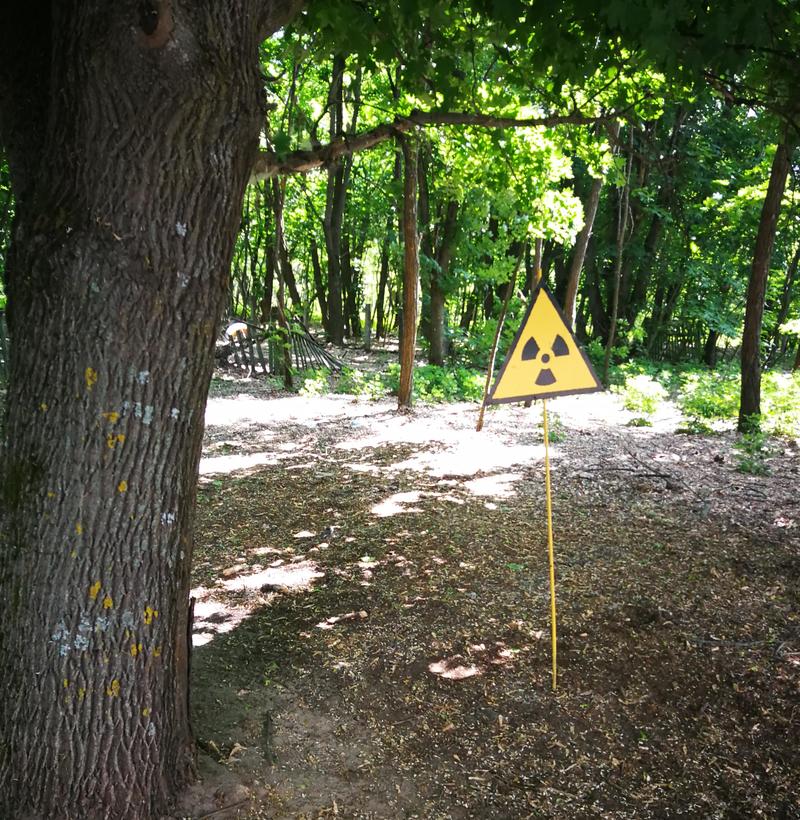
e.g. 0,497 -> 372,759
185,376 -> 799,820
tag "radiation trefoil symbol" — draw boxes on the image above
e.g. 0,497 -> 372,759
521,333 -> 570,387
487,285 -> 602,403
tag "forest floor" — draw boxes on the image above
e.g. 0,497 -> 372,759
178,357 -> 799,819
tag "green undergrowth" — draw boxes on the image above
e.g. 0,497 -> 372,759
607,358 -> 800,436
299,363 -> 485,403
217,347 -> 800,436
733,427 -> 773,475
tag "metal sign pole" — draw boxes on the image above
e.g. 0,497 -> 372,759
541,399 -> 558,691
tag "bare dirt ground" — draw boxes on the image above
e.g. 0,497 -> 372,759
176,372 -> 799,819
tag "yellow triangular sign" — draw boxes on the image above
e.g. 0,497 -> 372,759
488,285 -> 602,403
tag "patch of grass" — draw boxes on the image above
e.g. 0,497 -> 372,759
543,411 -> 567,442
614,373 -> 667,422
298,368 -> 332,396
677,367 -> 741,425
762,371 -> 800,437
293,357 -> 800,432
299,364 -> 485,403
410,365 -> 485,403
333,367 -> 386,400
627,416 -> 653,427
734,425 -> 772,475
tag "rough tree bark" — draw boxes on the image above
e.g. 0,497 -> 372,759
310,237 -> 330,333
271,177 -> 302,308
398,135 -> 420,409
563,175 -> 603,327
603,131 -> 633,384
768,239 -> 800,363
0,2 -> 297,818
739,135 -> 794,431
428,201 -> 460,366
322,57 -> 347,344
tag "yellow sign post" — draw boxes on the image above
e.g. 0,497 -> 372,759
485,285 -> 602,690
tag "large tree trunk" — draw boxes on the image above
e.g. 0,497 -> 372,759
739,136 -> 794,431
0,3 -> 278,818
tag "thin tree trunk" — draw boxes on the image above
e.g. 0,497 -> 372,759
341,233 -> 362,336
322,57 -> 346,344
417,143 -> 434,347
376,153 -> 401,340
459,290 -> 478,332
533,238 -> 544,287
603,129 -> 633,384
739,136 -> 794,431
0,4 -> 270,817
702,329 -> 720,368
429,200 -> 459,365
563,175 -> 603,325
310,237 -> 330,333
273,179 -> 294,389
376,215 -> 392,339
398,135 -> 419,409
563,136 -> 624,328
585,253 -> 608,341
271,178 -> 301,308
476,245 -> 525,431
259,247 -> 276,324
625,110 -> 684,328
768,239 -> 800,363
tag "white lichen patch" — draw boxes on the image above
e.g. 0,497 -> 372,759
51,621 -> 68,642
175,222 -> 187,237
133,403 -> 155,426
137,370 -> 150,385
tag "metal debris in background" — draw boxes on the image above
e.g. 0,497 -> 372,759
217,317 -> 342,377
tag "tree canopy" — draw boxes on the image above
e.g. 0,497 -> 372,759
0,1 -> 799,818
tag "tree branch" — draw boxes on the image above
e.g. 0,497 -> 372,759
258,0 -> 305,38
250,109 -> 611,182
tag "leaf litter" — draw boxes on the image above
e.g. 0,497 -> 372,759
177,381 -> 799,819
